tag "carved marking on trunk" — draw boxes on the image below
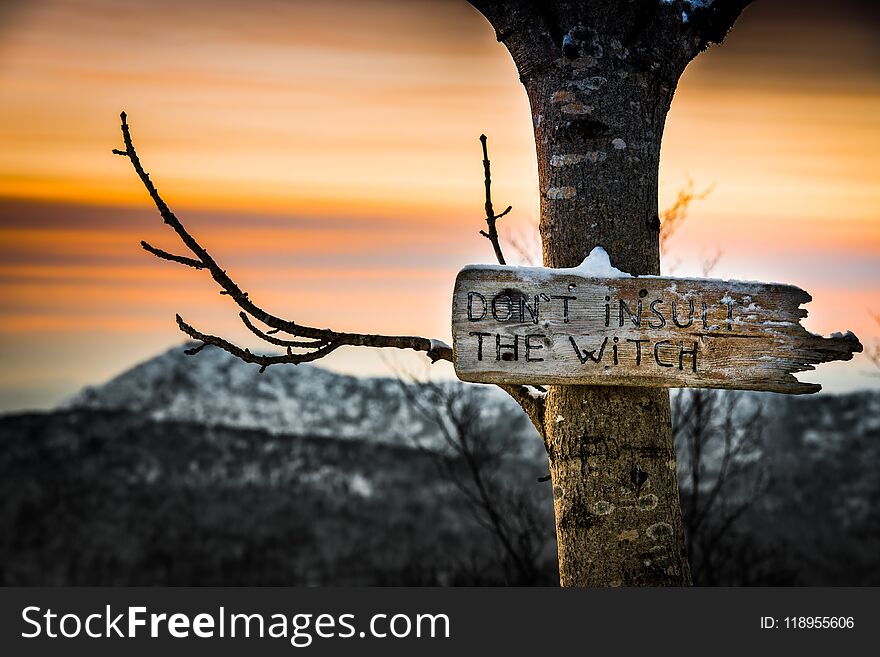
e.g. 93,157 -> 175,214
452,265 -> 863,393
646,522 -> 673,540
617,529 -> 640,542
562,102 -> 594,115
550,152 -> 606,166
639,494 -> 659,511
551,90 -> 576,103
593,500 -> 614,515
546,186 -> 578,200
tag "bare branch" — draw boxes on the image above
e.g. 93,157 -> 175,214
118,113 -> 539,433
184,342 -> 208,356
140,240 -> 205,270
238,312 -> 327,349
659,177 -> 713,254
479,134 -> 510,266
113,112 -> 453,367
473,134 -> 547,430
176,314 -> 341,368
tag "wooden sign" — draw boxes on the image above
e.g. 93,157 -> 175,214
451,249 -> 862,394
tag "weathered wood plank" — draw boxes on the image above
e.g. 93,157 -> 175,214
451,262 -> 862,394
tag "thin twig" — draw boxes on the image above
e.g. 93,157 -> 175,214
479,134 -> 510,266
176,314 -> 340,369
238,312 -> 327,349
140,241 -> 205,269
475,134 -> 546,421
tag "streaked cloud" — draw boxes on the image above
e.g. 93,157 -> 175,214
0,0 -> 878,409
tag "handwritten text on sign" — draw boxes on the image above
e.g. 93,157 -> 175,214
451,265 -> 862,394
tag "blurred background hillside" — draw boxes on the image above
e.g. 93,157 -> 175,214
1,344 -> 877,586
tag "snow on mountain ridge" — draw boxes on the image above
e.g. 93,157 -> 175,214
62,343 -> 536,450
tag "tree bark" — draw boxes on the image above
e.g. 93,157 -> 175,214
469,0 -> 754,586
532,52 -> 690,587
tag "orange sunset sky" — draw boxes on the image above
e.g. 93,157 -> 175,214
0,0 -> 878,410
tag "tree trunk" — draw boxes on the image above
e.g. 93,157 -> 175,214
469,0 -> 753,586
530,56 -> 690,587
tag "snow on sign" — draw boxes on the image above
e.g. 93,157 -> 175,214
451,248 -> 862,394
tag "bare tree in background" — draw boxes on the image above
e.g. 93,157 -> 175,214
396,378 -> 556,585
671,388 -> 774,584
664,253 -> 777,584
658,178 -> 714,254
